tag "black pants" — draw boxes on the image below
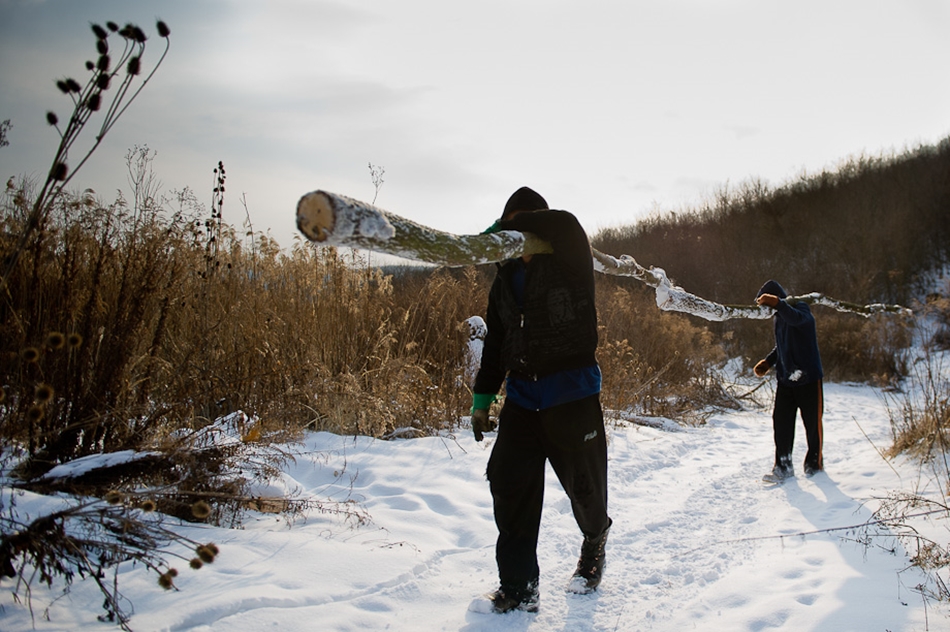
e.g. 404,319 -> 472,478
773,380 -> 824,472
486,393 -> 610,587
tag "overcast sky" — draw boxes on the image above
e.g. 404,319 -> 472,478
2,0 -> 949,248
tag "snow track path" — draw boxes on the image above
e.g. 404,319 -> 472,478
1,383 -> 945,631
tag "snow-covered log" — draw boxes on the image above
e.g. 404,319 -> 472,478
297,190 -> 551,266
296,190 -> 913,321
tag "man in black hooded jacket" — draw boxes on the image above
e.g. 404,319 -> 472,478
753,280 -> 824,482
470,186 -> 611,613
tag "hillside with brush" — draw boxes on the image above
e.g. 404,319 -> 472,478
591,138 -> 950,383
593,140 -> 950,305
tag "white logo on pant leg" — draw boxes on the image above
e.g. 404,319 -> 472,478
584,431 -> 598,442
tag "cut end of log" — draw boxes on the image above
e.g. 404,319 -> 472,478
296,191 -> 335,242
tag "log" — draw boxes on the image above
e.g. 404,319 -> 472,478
297,190 -> 913,321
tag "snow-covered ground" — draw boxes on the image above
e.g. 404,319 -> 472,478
2,379 -> 948,631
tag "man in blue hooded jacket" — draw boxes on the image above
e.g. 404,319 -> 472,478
753,280 -> 824,482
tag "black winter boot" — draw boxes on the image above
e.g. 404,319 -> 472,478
569,518 -> 612,594
763,455 -> 794,483
488,578 -> 539,613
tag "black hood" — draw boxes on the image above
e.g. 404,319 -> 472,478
502,186 -> 548,219
756,279 -> 787,300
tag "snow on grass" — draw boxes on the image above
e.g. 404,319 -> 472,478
1,381 -> 947,631
39,450 -> 161,481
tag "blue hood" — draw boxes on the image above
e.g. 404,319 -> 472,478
756,279 -> 787,300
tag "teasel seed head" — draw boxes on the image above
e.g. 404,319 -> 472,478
127,56 -> 141,76
85,60 -> 94,71
56,80 -> 70,94
34,383 -> 54,405
27,406 -> 44,423
50,162 -> 68,181
46,331 -> 65,349
196,544 -> 217,563
105,490 -> 124,505
158,571 -> 175,590
21,347 -> 40,363
91,23 -> 108,40
86,92 -> 102,112
191,500 -> 212,520
67,333 -> 83,349
132,26 -> 147,43
189,558 -> 203,570
65,78 -> 82,93
139,498 -> 157,512
97,54 -> 110,72
96,39 -> 108,55
157,20 -> 170,38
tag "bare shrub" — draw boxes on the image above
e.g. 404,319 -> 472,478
922,282 -> 950,351
0,154 -> 201,470
818,311 -> 914,386
596,280 -> 729,423
301,265 -> 490,437
0,485 -> 220,630
0,150 -> 388,624
886,352 -> 950,461
877,345 -> 950,603
871,493 -> 950,604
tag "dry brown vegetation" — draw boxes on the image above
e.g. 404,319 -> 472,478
595,278 -> 729,422
1,157 -> 733,478
0,155 -> 475,472
878,297 -> 950,598
5,140 -> 950,475
885,285 -> 950,461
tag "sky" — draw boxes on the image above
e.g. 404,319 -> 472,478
2,373 -> 948,630
1,0 -> 949,248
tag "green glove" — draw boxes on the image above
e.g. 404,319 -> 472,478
471,392 -> 496,412
481,220 -> 503,234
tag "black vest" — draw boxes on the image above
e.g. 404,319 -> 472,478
490,254 -> 598,378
